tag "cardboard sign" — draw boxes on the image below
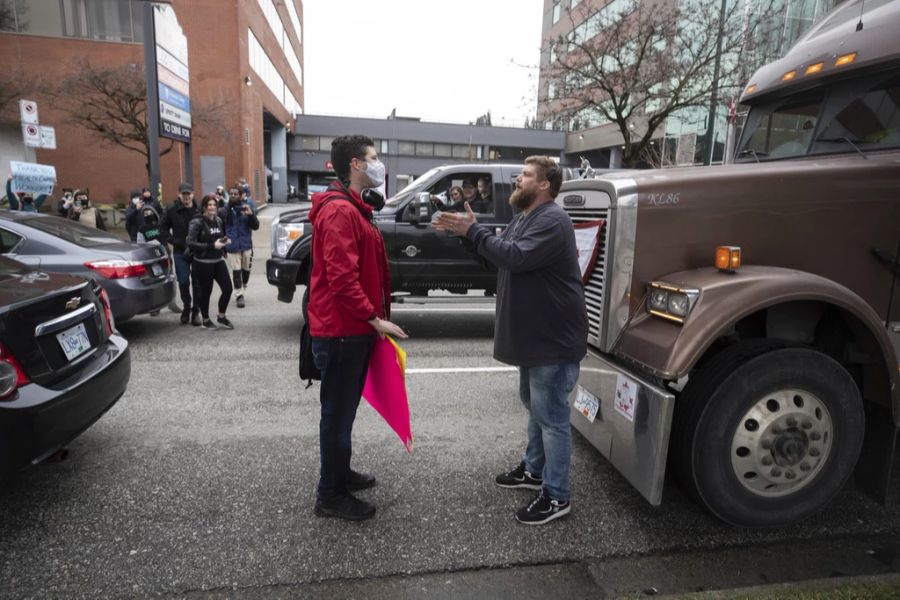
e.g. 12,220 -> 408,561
10,161 -> 57,196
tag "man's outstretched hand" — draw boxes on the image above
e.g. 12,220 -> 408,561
432,202 -> 476,236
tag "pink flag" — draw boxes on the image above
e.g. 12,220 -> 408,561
362,336 -> 413,453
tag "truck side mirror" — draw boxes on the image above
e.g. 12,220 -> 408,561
407,192 -> 433,225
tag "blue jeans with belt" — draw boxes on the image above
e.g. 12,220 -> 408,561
519,363 -> 580,502
312,334 -> 376,498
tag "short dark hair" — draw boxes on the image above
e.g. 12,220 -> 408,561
200,194 -> 218,210
525,155 -> 563,199
331,135 -> 374,180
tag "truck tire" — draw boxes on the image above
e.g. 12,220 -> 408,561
673,341 -> 865,527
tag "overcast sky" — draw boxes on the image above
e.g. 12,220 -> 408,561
302,0 -> 545,127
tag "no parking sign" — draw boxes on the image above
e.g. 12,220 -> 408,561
22,123 -> 41,147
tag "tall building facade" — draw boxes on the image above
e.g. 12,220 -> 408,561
0,0 -> 304,204
536,0 -> 840,167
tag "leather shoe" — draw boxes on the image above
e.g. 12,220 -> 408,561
191,311 -> 201,327
346,469 -> 376,491
314,492 -> 375,521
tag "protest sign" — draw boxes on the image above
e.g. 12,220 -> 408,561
10,161 -> 57,196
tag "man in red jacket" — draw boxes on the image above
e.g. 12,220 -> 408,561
308,134 -> 407,521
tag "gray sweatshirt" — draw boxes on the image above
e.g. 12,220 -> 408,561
466,201 -> 588,367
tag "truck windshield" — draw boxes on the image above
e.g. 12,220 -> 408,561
810,73 -> 900,155
736,96 -> 823,162
384,167 -> 445,208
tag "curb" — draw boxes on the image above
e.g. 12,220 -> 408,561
656,572 -> 900,599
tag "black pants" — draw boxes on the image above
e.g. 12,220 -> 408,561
193,260 -> 233,319
311,335 -> 376,498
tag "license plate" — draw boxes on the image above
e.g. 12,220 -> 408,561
151,263 -> 163,277
56,323 -> 91,361
574,385 -> 600,423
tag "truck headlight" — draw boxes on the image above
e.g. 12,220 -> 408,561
275,223 -> 305,257
646,282 -> 699,323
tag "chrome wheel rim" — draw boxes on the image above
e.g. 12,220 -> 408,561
730,388 -> 833,498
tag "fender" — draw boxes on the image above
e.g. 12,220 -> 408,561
614,265 -> 900,423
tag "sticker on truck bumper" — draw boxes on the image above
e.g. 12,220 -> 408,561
615,374 -> 639,422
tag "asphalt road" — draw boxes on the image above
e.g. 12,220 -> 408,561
2,210 -> 900,598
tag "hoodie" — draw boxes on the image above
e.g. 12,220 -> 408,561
307,182 -> 391,337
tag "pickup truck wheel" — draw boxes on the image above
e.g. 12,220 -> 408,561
674,342 -> 865,527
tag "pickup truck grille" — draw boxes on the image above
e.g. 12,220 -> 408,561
567,207 -> 609,343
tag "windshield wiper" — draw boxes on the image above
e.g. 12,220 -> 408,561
816,137 -> 869,159
736,149 -> 768,162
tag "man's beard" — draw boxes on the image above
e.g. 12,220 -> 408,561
510,187 -> 536,210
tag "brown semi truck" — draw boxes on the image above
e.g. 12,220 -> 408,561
559,1 -> 900,526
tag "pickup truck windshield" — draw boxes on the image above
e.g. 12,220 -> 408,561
384,166 -> 445,208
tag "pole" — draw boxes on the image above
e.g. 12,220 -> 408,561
142,1 -> 161,200
705,0 -> 728,165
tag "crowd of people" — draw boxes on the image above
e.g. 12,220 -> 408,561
4,173 -> 260,327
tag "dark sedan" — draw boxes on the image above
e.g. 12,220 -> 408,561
0,256 -> 131,479
0,210 -> 174,321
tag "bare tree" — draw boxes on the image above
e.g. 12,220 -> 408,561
541,0 -> 779,167
48,59 -> 230,180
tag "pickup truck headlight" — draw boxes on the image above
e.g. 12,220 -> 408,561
646,282 -> 699,323
274,223 -> 305,257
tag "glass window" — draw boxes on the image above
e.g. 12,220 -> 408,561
0,228 -> 23,254
738,98 -> 822,161
433,143 -> 452,157
379,140 -> 389,154
318,136 -> 335,151
552,2 -> 560,24
17,0 -> 65,37
86,0 -> 132,41
0,1 -> 16,31
300,136 -> 318,150
452,144 -> 473,159
414,142 -> 433,156
398,141 -> 415,155
22,216 -> 123,248
812,75 -> 900,154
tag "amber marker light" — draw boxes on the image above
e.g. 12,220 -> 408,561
715,246 -> 742,273
805,62 -> 824,75
835,52 -> 857,67
745,84 -> 757,95
782,70 -> 798,82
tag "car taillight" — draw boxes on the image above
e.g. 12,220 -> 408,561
98,289 -> 115,335
0,342 -> 29,400
84,259 -> 148,279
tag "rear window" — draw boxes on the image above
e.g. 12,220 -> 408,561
0,255 -> 29,276
21,217 -> 124,248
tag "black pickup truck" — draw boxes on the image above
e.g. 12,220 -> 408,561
266,163 -> 577,302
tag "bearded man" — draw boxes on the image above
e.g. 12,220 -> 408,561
433,155 -> 587,526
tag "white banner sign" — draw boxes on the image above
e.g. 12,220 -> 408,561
22,123 -> 41,147
156,45 -> 189,81
19,99 -> 38,124
10,161 -> 57,196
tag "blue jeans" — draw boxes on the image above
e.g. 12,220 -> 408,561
172,251 -> 200,312
312,335 -> 376,498
519,363 -> 580,502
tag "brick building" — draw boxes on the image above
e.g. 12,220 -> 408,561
0,0 -> 304,205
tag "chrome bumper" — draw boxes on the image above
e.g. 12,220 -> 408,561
570,349 -> 675,505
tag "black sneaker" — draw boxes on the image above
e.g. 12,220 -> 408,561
236,296 -> 245,308
346,470 -> 376,491
201,318 -> 218,330
515,489 -> 571,525
216,316 -> 234,330
314,493 -> 376,521
191,311 -> 202,327
180,308 -> 190,325
496,461 -> 543,490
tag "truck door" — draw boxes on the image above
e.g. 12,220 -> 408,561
391,169 -> 499,293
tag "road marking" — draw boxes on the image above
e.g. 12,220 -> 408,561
407,366 -> 516,374
392,307 -> 495,313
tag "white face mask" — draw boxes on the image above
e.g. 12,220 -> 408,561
359,159 -> 386,188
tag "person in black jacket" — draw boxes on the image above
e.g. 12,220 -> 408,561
186,194 -> 234,330
160,182 -> 202,325
434,156 -> 587,526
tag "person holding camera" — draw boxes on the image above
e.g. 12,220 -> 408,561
219,185 -> 259,308
186,194 -> 234,331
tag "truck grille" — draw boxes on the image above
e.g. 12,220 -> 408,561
567,207 -> 609,343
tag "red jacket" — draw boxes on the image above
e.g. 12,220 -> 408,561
307,183 -> 391,337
